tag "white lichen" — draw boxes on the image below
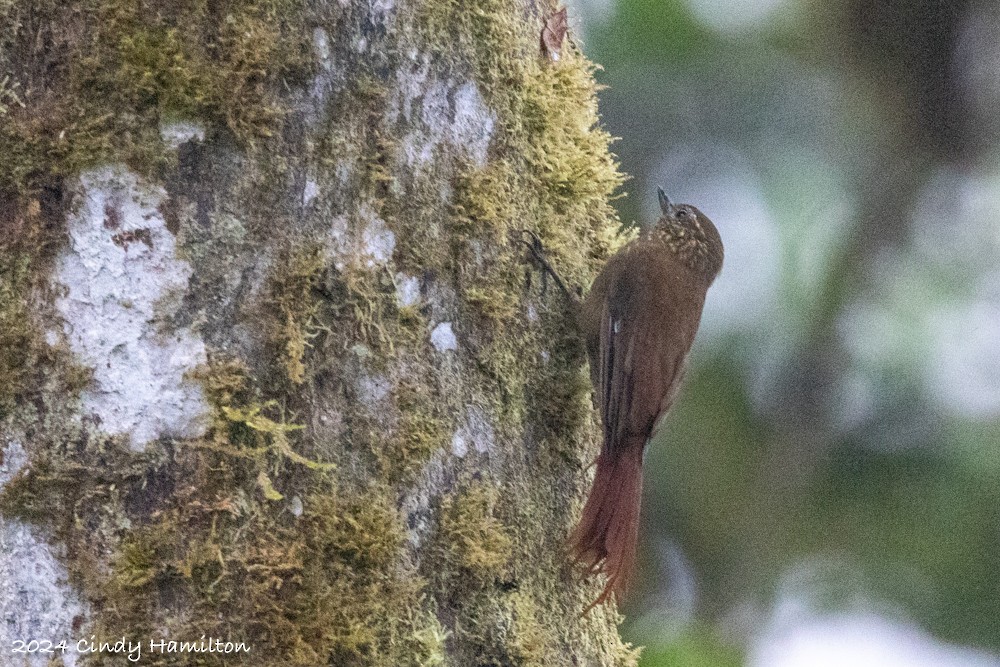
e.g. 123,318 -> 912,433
159,121 -> 205,149
325,214 -> 350,270
450,431 -> 468,458
400,450 -> 447,550
52,166 -> 210,451
395,273 -> 421,307
309,27 -> 336,113
358,204 -> 396,267
303,178 -> 320,207
430,322 -> 458,352
289,495 -> 304,518
0,517 -> 86,667
313,27 -> 331,61
0,439 -> 27,490
0,440 -> 77,658
451,82 -> 495,166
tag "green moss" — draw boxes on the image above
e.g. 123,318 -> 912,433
426,481 -> 526,665
448,160 -> 520,237
77,0 -> 314,144
87,476 -> 428,665
190,359 -> 335,477
463,284 -> 521,322
378,383 -> 449,484
1,354 -> 446,666
404,10 -> 628,441
414,0 -> 527,103
314,260 -> 438,373
414,0 -> 626,283
0,202 -> 89,416
112,530 -> 175,590
299,267 -> 385,363
0,0 -> 314,206
196,357 -> 256,408
113,27 -> 210,116
0,250 -> 38,414
618,643 -> 644,666
307,491 -> 402,570
290,490 -> 447,667
517,49 -> 630,286
262,245 -> 328,385
526,321 -> 594,461
436,481 -> 513,580
506,591 -> 557,667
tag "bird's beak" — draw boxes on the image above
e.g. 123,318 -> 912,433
657,187 -> 674,215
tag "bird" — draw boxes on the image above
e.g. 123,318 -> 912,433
524,187 -> 724,610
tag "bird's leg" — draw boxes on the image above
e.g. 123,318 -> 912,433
519,230 -> 581,306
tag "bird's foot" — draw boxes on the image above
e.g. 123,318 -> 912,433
517,229 -> 578,303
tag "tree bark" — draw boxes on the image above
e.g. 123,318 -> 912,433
0,0 -> 634,665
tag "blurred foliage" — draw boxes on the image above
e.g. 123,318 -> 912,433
572,0 -> 1000,663
639,625 -> 742,667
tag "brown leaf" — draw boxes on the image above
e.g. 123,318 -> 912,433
541,6 -> 569,62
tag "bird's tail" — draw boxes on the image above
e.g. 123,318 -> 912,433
569,441 -> 644,612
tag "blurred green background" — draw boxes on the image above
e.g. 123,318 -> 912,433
565,0 -> 1000,664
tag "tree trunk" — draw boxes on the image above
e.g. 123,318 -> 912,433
0,0 -> 634,664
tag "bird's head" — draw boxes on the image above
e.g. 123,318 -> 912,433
653,187 -> 724,282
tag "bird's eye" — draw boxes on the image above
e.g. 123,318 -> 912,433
676,208 -> 689,220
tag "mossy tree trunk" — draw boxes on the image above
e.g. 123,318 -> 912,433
0,0 -> 635,664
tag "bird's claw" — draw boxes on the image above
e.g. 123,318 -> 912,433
518,229 -> 547,264
516,229 -> 577,303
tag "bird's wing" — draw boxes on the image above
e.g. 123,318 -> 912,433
598,258 -> 696,458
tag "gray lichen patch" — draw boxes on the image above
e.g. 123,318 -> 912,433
358,373 -> 392,407
391,58 -> 496,170
451,405 -> 496,458
0,439 -> 27,488
320,204 -> 396,271
303,178 -> 320,207
52,166 -> 209,450
309,26 -> 338,114
359,203 -> 397,267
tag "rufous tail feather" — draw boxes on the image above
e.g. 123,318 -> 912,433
569,441 -> 644,612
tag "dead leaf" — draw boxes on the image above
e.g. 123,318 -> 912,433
541,6 -> 569,62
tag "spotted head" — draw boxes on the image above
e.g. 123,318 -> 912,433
653,187 -> 724,282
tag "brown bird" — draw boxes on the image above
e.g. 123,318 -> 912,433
525,188 -> 724,610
